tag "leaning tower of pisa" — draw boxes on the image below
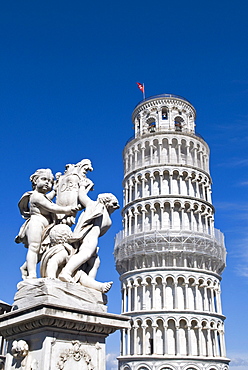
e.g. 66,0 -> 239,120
114,94 -> 230,370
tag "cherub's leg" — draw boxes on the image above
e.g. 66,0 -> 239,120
26,246 -> 40,278
78,271 -> 113,293
86,254 -> 100,279
46,249 -> 68,279
20,262 -> 28,280
26,222 -> 43,278
59,227 -> 99,283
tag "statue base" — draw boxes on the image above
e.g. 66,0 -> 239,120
0,279 -> 130,370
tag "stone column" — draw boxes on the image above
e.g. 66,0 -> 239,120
207,327 -> 212,357
214,329 -> 219,356
163,324 -> 168,355
134,211 -> 138,234
151,282 -> 156,309
142,325 -> 146,355
127,328 -> 131,355
187,325 -> 192,356
142,283 -> 146,310
159,173 -> 163,195
128,180 -> 132,203
127,281 -> 132,312
141,208 -> 146,232
178,142 -> 181,163
151,206 -> 155,230
152,325 -> 157,354
184,282 -> 189,310
122,284 -> 127,313
133,326 -> 137,355
134,149 -> 138,169
121,329 -> 126,356
141,146 -> 145,166
175,325 -> 180,355
149,143 -> 153,164
150,174 -> 154,195
174,281 -> 178,309
133,283 -> 138,311
141,176 -> 146,198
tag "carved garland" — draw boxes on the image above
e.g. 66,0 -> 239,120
57,341 -> 94,370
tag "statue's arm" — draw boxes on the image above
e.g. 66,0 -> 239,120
78,189 -> 94,209
46,190 -> 56,200
33,193 -> 73,214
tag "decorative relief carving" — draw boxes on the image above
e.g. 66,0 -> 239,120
57,341 -> 94,370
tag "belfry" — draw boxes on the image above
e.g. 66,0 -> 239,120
114,94 -> 230,370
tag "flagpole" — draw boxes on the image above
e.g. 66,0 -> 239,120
143,83 -> 145,100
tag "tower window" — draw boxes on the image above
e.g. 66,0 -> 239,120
174,116 -> 184,132
147,118 -> 156,133
161,107 -> 168,120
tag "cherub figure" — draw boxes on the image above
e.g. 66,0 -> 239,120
15,169 -> 78,279
59,192 -> 120,284
40,224 -> 112,292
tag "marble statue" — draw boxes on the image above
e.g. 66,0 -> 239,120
59,192 -> 120,285
15,161 -> 119,293
15,169 -> 78,279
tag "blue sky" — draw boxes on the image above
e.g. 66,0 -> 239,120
1,1 -> 248,369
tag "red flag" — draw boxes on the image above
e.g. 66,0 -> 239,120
136,82 -> 144,93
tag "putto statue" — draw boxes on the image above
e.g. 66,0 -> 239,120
15,160 -> 119,293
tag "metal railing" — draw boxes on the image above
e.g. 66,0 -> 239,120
125,130 -> 205,147
133,94 -> 192,109
114,228 -> 226,263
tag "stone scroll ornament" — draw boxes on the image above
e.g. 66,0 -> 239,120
15,159 -> 119,293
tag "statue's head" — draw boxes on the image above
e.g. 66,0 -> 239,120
30,168 -> 54,191
97,193 -> 120,213
50,224 -> 73,245
11,340 -> 29,359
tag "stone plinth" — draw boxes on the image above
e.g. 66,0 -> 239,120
0,279 -> 130,370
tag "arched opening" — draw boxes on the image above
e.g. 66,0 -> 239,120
147,117 -> 156,133
179,319 -> 187,355
156,319 -> 164,355
165,277 -> 174,309
191,320 -> 199,355
137,320 -> 143,355
167,319 -> 176,355
177,277 -> 185,310
145,320 -> 153,354
161,106 -> 168,120
155,276 -> 163,309
145,277 -> 152,310
174,116 -> 184,131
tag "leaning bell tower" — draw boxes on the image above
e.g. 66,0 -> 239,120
114,94 -> 230,370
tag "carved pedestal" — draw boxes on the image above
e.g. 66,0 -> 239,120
0,279 -> 130,370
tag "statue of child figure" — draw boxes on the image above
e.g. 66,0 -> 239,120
15,168 -> 78,279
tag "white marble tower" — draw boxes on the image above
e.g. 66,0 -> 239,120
114,94 -> 230,370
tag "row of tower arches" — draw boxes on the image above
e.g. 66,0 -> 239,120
124,169 -> 212,205
123,364 -> 227,370
133,100 -> 196,137
122,275 -> 221,314
123,199 -> 214,237
121,317 -> 226,358
140,109 -> 187,134
124,137 -> 209,174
